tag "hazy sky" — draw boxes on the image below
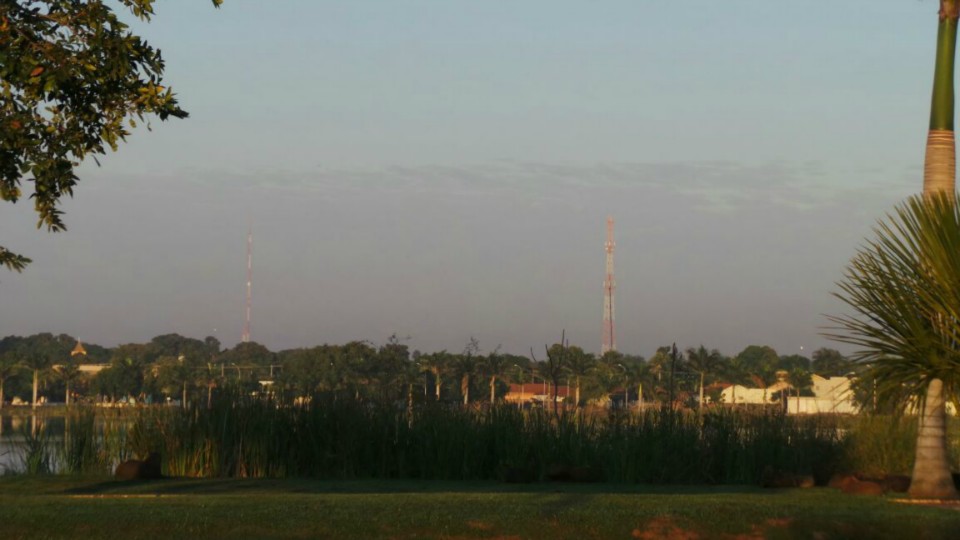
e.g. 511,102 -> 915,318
0,1 -> 941,358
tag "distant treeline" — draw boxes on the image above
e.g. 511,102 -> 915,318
0,333 -> 867,411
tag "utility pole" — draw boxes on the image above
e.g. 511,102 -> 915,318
241,225 -> 252,343
601,216 -> 616,355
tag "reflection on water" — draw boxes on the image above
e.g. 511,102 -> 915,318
0,410 -> 135,475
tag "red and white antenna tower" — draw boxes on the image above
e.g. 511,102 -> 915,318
241,226 -> 253,343
601,216 -> 616,354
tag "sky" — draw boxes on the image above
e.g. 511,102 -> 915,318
0,0 -> 943,359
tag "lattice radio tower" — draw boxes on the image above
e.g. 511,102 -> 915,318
241,226 -> 253,343
601,216 -> 616,354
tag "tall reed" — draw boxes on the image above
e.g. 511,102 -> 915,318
119,397 -> 850,484
15,423 -> 52,475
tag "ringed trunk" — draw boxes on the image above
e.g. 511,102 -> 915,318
924,2 -> 960,195
65,380 -> 70,407
489,375 -> 496,403
909,1 -> 960,500
0,377 -> 4,409
434,368 -> 441,401
908,379 -> 959,499
575,376 -> 581,408
32,369 -> 38,408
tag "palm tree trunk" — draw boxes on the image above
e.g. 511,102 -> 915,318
924,2 -> 959,196
489,375 -> 496,403
207,383 -> 214,409
698,372 -> 705,414
32,369 -> 38,408
575,376 -> 581,408
434,368 -> 441,401
908,379 -> 959,498
65,380 -> 71,407
407,383 -> 414,427
909,1 -> 960,500
182,381 -> 187,409
462,374 -> 469,405
0,377 -> 5,409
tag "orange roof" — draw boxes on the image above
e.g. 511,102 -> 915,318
70,340 -> 87,357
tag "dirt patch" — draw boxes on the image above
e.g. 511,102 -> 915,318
465,520 -> 494,531
891,498 -> 960,511
67,494 -> 182,499
724,517 -> 794,540
632,517 -> 700,540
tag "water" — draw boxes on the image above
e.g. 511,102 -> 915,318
0,411 -> 129,474
0,414 -> 50,474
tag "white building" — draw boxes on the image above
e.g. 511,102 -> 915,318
720,375 -> 857,414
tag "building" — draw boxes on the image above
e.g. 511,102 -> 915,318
503,383 -> 571,405
719,375 -> 857,414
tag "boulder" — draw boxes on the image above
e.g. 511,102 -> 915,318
761,467 -> 812,488
841,478 -> 884,496
881,475 -> 911,494
569,466 -> 603,483
546,463 -> 573,482
500,466 -> 536,484
827,473 -> 858,491
796,475 -> 815,488
115,452 -> 162,481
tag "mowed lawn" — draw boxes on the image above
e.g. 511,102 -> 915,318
1,477 -> 959,539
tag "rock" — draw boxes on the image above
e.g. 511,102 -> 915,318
115,452 -> 162,481
569,466 -> 602,483
828,473 -> 858,491
500,466 -> 536,484
546,463 -> 573,482
881,475 -> 911,493
841,478 -> 884,496
761,467 -> 810,488
796,475 -> 815,488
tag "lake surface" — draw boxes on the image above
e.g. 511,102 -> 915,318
0,411 -> 132,474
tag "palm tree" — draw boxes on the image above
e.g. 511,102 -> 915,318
686,345 -> 722,413
456,338 -> 481,405
0,357 -> 17,410
56,361 -> 82,406
0,337 -> 21,409
17,334 -> 60,408
419,351 -> 452,401
621,360 -> 654,412
924,1 -> 959,195
787,368 -> 813,414
538,337 -> 569,416
482,348 -> 510,404
564,346 -> 596,408
828,194 -> 960,499
722,356 -> 751,406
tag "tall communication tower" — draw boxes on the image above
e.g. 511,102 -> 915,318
241,226 -> 253,343
601,216 -> 616,355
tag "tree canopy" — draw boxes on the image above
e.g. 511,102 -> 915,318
0,0 -> 221,271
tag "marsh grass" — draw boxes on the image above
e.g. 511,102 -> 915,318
119,397 -> 849,484
15,423 -> 52,475
9,399 -> 953,484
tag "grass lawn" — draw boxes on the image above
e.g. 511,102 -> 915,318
1,477 -> 958,539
